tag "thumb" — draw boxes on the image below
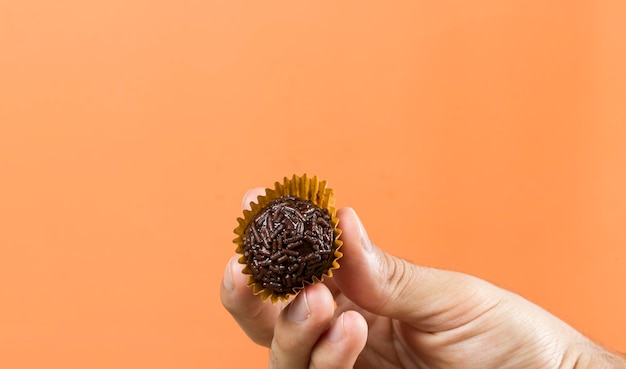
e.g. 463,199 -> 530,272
333,208 -> 503,332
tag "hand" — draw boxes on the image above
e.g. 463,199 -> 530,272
221,188 -> 623,369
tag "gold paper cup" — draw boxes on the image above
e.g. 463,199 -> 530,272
233,174 -> 343,303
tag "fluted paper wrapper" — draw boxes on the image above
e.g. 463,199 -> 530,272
233,174 -> 342,303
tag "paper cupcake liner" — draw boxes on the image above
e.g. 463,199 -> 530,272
233,174 -> 343,303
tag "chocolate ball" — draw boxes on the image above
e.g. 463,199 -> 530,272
242,196 -> 336,296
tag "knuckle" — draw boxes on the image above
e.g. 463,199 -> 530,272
249,330 -> 273,347
382,253 -> 415,299
220,295 -> 275,347
272,329 -> 303,352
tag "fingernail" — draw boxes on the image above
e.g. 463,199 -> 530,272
327,313 -> 345,342
287,290 -> 310,323
354,209 -> 372,252
223,259 -> 235,292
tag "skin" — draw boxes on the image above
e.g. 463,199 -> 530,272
221,188 -> 626,369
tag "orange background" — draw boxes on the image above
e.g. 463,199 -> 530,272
1,1 -> 625,368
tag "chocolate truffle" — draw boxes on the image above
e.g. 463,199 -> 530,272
242,196 -> 336,296
233,174 -> 342,303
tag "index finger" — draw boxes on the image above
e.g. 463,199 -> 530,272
220,187 -> 285,347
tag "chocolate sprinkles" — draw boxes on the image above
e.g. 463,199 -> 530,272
243,196 -> 337,296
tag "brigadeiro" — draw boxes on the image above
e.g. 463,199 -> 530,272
233,174 -> 343,303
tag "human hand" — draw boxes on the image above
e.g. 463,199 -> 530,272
221,188 -> 624,369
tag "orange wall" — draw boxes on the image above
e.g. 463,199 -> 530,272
1,1 -> 625,368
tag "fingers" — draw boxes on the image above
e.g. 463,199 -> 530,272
333,208 -> 504,332
268,284 -> 368,369
220,255 -> 284,346
269,283 -> 335,369
242,187 -> 266,210
222,187 -> 280,346
309,311 -> 368,369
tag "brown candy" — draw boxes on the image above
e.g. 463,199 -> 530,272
242,196 -> 336,296
233,174 -> 342,303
